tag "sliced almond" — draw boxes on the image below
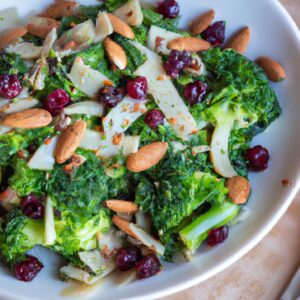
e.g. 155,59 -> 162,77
107,13 -> 135,39
225,26 -> 250,54
225,176 -> 251,204
0,27 -> 27,49
190,10 -> 215,35
40,1 -> 79,19
104,38 -> 127,70
27,16 -> 60,39
168,37 -> 211,52
1,108 -> 52,129
106,200 -> 138,213
55,120 -> 86,164
112,215 -> 137,238
126,142 -> 168,172
256,56 -> 286,82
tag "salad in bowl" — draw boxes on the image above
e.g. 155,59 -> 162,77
0,0 -> 286,287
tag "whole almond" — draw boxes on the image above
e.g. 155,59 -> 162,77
0,27 -> 27,49
105,200 -> 138,213
256,56 -> 286,82
27,16 -> 60,38
55,120 -> 86,164
226,176 -> 251,204
168,37 -> 211,52
107,13 -> 135,39
190,10 -> 215,35
40,1 -> 79,19
127,142 -> 168,172
104,38 -> 127,70
2,108 -> 52,129
225,26 -> 250,54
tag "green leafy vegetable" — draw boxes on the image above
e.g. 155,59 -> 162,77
0,52 -> 29,76
103,0 -> 127,12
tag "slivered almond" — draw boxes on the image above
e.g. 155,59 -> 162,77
127,142 -> 168,172
1,108 -> 52,129
112,215 -> 137,238
104,38 -> 127,70
40,1 -> 79,19
106,200 -> 138,213
256,56 -> 286,82
225,26 -> 250,54
27,16 -> 60,38
168,37 -> 211,52
190,10 -> 215,35
0,27 -> 27,49
225,176 -> 251,204
107,14 -> 135,39
55,120 -> 86,164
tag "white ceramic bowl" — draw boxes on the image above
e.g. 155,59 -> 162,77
0,1 -> 299,299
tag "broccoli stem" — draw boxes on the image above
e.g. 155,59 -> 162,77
179,202 -> 239,251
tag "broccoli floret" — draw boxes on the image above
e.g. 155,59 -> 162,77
0,209 -> 44,264
103,0 -> 127,12
0,52 -> 29,76
9,158 -> 46,197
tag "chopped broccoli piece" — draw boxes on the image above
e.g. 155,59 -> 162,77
103,0 -> 127,12
0,52 -> 29,76
133,25 -> 149,45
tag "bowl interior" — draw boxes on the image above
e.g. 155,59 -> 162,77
0,0 -> 299,299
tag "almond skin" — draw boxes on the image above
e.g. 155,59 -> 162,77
40,1 -> 79,19
55,120 -> 86,164
226,176 -> 251,204
190,10 -> 215,35
0,27 -> 27,49
112,215 -> 137,238
256,56 -> 286,82
168,37 -> 211,52
225,26 -> 250,54
107,13 -> 135,39
27,16 -> 60,38
2,108 -> 52,129
104,38 -> 127,70
105,200 -> 138,213
127,142 -> 168,172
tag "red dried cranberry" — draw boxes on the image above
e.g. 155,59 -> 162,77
44,88 -> 71,115
156,0 -> 180,19
13,255 -> 44,282
246,145 -> 269,171
164,50 -> 191,78
207,225 -> 229,247
127,76 -> 148,100
0,74 -> 22,99
184,80 -> 207,106
136,254 -> 162,279
202,21 -> 226,47
21,195 -> 44,220
98,86 -> 124,108
116,247 -> 142,271
145,109 -> 165,129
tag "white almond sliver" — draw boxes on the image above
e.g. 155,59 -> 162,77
64,101 -> 104,116
68,57 -> 109,98
131,41 -> 197,141
28,136 -> 58,170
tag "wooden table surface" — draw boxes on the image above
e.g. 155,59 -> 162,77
163,2 -> 300,299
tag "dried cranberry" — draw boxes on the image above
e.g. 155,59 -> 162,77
184,80 -> 207,106
156,0 -> 180,19
136,254 -> 162,279
116,247 -> 142,271
164,50 -> 191,78
246,145 -> 269,171
207,225 -> 229,247
145,109 -> 165,129
126,76 -> 148,101
0,74 -> 22,99
98,86 -> 124,108
21,195 -> 44,220
202,21 -> 226,47
13,255 -> 44,282
44,88 -> 71,115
